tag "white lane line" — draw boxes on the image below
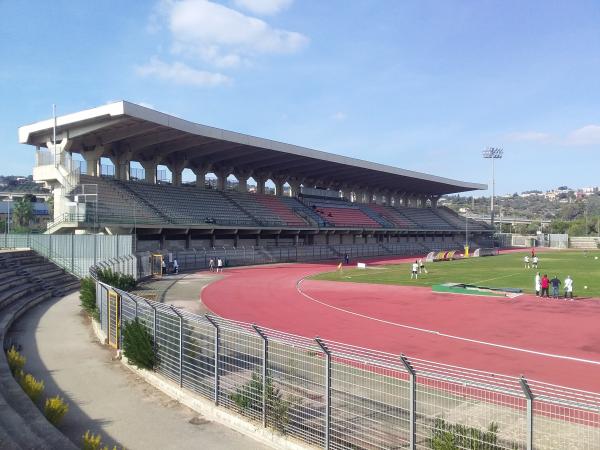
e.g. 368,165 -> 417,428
296,278 -> 600,366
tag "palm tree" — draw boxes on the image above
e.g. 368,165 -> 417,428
13,197 -> 33,227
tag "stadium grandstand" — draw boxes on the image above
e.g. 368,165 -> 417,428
19,101 -> 491,254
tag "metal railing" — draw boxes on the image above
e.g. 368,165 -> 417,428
94,265 -> 600,450
1,233 -> 133,278
141,242 -> 463,272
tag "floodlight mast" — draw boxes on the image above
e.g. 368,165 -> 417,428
482,147 -> 503,230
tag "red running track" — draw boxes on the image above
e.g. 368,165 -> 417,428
202,257 -> 600,392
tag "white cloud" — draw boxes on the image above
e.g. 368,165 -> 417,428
169,0 -> 307,54
331,112 -> 347,121
135,58 -> 231,87
506,131 -> 551,143
233,0 -> 293,15
139,0 -> 307,86
565,125 -> 600,146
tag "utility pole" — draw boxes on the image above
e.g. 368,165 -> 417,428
482,147 -> 503,230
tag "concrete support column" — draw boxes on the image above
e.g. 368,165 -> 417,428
294,234 -> 299,246
430,196 -> 439,208
186,232 -> 191,249
275,234 -> 280,246
325,233 -> 330,245
140,158 -> 158,184
288,177 -> 302,197
216,170 -> 229,190
81,145 -> 104,177
274,177 -> 285,197
237,176 -> 248,192
234,232 -> 239,248
210,234 -> 216,248
109,155 -> 132,181
366,190 -> 374,203
255,176 -> 267,195
160,231 -> 166,250
255,234 -> 261,247
192,167 -> 207,188
167,160 -> 187,187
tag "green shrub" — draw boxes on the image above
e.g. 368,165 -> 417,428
122,318 -> 155,370
6,346 -> 26,376
80,277 -> 98,320
82,430 -> 121,450
44,396 -> 69,426
82,430 -> 102,450
19,373 -> 45,403
229,370 -> 297,433
430,418 -> 501,450
97,268 -> 136,291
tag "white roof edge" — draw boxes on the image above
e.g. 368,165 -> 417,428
20,100 -> 486,191
18,102 -> 126,144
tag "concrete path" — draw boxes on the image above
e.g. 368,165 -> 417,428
7,292 -> 269,450
141,271 -> 220,315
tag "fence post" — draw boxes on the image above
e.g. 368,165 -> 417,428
252,324 -> 269,428
519,376 -> 534,450
71,233 -> 75,273
315,337 -> 331,450
143,299 -> 157,354
400,354 -> 416,450
171,306 -> 184,388
205,315 -> 220,406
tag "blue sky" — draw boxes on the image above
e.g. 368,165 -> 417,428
1,0 -> 599,196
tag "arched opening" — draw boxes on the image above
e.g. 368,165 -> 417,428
100,157 -> 115,178
247,176 -> 257,194
181,168 -> 195,186
156,165 -> 171,184
205,172 -> 218,189
265,179 -> 276,195
129,161 -> 144,181
425,198 -> 432,208
227,174 -> 239,190
282,181 -> 291,196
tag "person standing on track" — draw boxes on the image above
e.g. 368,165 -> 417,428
524,255 -> 530,269
209,258 -> 215,272
418,258 -> 428,274
564,275 -> 574,299
550,275 -> 561,299
217,257 -> 223,273
535,272 -> 541,297
532,255 -> 539,269
411,260 -> 419,279
541,274 -> 550,297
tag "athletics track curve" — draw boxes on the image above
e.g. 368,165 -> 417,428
201,256 -> 600,392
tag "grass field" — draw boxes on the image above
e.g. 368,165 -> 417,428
311,250 -> 600,297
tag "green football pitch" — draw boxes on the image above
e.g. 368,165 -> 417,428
311,250 -> 600,297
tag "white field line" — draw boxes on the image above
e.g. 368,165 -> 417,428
296,278 -> 600,366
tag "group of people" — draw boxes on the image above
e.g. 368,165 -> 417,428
535,272 -> 574,299
410,259 -> 428,279
208,257 -> 224,273
523,254 -> 539,269
161,258 -> 179,275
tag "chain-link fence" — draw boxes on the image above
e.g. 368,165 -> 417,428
143,241 -> 466,274
94,276 -> 600,450
1,233 -> 133,277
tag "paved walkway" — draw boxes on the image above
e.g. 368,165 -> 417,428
7,292 -> 269,450
142,271 -> 220,314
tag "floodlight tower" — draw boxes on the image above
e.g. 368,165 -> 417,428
482,147 -> 503,230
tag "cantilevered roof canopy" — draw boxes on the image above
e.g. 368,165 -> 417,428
19,101 -> 486,195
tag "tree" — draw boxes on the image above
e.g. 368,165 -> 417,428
12,197 -> 33,227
